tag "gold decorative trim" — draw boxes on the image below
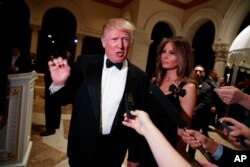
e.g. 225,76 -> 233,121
0,86 -> 22,161
160,0 -> 210,9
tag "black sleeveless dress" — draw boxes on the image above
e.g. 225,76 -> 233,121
139,82 -> 187,167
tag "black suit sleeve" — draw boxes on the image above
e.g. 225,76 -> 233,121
126,64 -> 150,163
195,82 -> 213,112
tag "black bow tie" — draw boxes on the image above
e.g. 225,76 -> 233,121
106,59 -> 123,70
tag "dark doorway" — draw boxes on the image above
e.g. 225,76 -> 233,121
192,21 -> 215,74
36,8 -> 77,73
146,22 -> 173,78
238,12 -> 250,33
82,36 -> 104,55
0,0 -> 31,62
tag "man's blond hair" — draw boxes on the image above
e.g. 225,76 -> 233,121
101,18 -> 135,42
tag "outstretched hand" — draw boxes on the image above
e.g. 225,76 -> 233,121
181,129 -> 218,154
122,110 -> 153,137
215,86 -> 250,110
48,57 -> 71,86
219,117 -> 250,146
214,86 -> 244,105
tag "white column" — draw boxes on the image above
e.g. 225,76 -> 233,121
130,30 -> 152,70
212,43 -> 229,77
0,71 -> 37,167
30,24 -> 41,55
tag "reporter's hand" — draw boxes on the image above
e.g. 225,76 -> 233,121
122,110 -> 152,137
214,86 -> 244,105
177,128 -> 186,137
181,129 -> 202,149
181,129 -> 218,154
219,117 -> 250,146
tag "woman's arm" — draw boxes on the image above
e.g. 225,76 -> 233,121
214,86 -> 250,110
177,83 -> 197,152
180,82 -> 197,127
123,110 -> 191,167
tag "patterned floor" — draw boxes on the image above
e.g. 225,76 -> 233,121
28,87 -> 71,167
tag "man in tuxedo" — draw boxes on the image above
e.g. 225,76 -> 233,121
40,51 -> 73,136
206,70 -> 226,127
191,65 -> 213,136
8,47 -> 32,74
205,69 -> 218,86
189,65 -> 213,158
48,18 -> 149,167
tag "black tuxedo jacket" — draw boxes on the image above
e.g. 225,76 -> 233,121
53,54 -> 149,166
195,81 -> 213,112
8,55 -> 32,74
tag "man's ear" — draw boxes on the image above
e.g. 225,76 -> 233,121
101,38 -> 105,48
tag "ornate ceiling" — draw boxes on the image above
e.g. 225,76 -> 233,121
160,0 -> 211,9
93,0 -> 132,8
93,0 -> 210,9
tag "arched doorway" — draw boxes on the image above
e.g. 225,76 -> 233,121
36,7 -> 77,73
192,21 -> 215,75
146,21 -> 173,78
0,0 -> 30,61
82,36 -> 104,55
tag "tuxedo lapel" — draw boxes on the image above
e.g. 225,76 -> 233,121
85,58 -> 140,131
111,62 -> 138,130
87,55 -> 103,121
125,65 -> 139,93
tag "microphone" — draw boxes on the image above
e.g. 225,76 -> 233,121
125,92 -> 136,119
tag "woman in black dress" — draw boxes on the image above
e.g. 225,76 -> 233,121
139,36 -> 197,167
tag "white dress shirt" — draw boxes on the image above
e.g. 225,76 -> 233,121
101,55 -> 128,134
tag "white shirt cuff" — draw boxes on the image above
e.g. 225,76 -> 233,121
49,83 -> 64,94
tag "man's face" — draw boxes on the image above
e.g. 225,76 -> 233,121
101,29 -> 131,63
11,48 -> 20,57
194,66 -> 205,80
211,71 -> 218,81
